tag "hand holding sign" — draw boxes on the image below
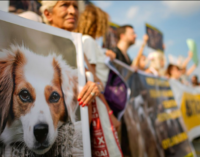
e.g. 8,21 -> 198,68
187,39 -> 198,65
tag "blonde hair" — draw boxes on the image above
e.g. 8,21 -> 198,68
75,4 -> 109,38
148,51 -> 165,70
40,1 -> 58,24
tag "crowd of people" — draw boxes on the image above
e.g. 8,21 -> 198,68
11,0 -> 199,123
8,0 -> 199,153
108,24 -> 199,87
10,1 -> 200,88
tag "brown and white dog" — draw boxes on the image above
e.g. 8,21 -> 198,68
0,45 -> 78,155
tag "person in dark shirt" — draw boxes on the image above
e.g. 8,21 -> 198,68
111,26 -> 137,156
112,25 -> 137,65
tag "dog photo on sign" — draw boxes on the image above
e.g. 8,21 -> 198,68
0,15 -> 84,157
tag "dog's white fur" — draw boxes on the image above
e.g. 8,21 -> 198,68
0,45 -> 78,155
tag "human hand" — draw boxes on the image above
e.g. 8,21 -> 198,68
162,44 -> 166,50
130,63 -> 138,71
105,50 -> 116,60
110,114 -> 121,131
77,81 -> 101,107
143,34 -> 149,43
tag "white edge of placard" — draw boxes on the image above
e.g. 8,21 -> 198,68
188,127 -> 198,157
73,33 -> 92,157
0,10 -> 75,41
0,10 -> 91,157
0,1 -> 9,12
188,127 -> 200,142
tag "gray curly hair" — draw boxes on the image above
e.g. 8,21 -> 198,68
40,1 -> 58,24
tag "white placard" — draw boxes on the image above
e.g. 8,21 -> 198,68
0,1 -> 9,12
0,10 -> 91,157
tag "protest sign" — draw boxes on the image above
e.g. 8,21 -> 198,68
170,79 -> 200,142
181,93 -> 200,133
0,1 -> 9,12
106,59 -> 194,157
103,22 -> 120,49
86,72 -> 123,157
187,39 -> 198,65
0,11 -> 90,157
146,23 -> 164,52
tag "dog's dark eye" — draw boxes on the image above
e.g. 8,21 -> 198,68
49,92 -> 60,103
19,90 -> 32,102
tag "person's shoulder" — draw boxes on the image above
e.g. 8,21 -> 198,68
82,35 -> 95,43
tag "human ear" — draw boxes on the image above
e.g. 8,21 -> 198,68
44,9 -> 53,23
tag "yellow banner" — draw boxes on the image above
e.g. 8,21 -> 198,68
162,132 -> 188,150
146,77 -> 170,87
157,110 -> 181,122
184,152 -> 194,157
163,99 -> 177,109
181,93 -> 200,131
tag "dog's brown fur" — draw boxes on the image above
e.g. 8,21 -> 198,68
0,49 -> 76,132
12,52 -> 37,119
0,51 -> 19,133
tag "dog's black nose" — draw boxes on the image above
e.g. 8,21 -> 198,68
34,124 -> 48,144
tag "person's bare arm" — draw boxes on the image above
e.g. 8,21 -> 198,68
84,55 -> 120,129
186,64 -> 197,76
90,64 -> 99,81
132,34 -> 148,68
182,51 -> 193,69
84,54 -> 103,88
90,64 -> 104,91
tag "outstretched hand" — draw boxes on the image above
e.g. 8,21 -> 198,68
143,34 -> 149,43
105,50 -> 116,60
110,114 -> 121,131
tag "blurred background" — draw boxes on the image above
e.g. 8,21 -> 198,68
92,1 -> 200,79
0,0 -> 199,78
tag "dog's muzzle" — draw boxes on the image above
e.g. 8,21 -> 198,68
34,123 -> 48,146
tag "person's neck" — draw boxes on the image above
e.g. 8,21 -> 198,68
51,24 -> 74,32
117,40 -> 129,55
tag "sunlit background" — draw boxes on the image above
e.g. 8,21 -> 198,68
92,1 -> 200,78
0,1 -> 199,78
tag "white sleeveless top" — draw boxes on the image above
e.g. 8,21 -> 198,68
82,35 -> 109,86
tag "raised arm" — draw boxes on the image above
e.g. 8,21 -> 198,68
186,64 -> 197,76
132,34 -> 148,68
182,51 -> 193,69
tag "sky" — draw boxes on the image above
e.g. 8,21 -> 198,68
92,1 -> 200,79
0,1 -> 199,78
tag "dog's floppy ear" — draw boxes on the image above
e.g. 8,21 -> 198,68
0,53 -> 15,133
67,73 -> 78,123
60,64 -> 78,123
